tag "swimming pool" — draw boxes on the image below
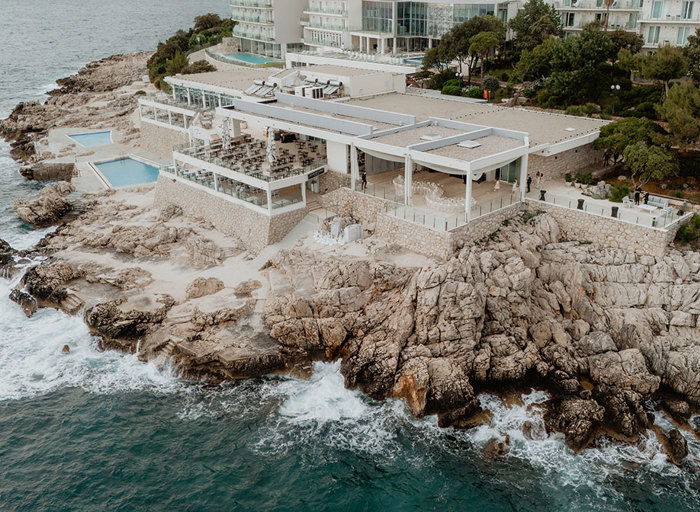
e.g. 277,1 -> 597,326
94,157 -> 159,187
68,131 -> 112,147
224,52 -> 279,65
404,57 -> 424,65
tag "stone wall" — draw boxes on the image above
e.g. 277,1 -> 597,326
528,199 -> 678,258
154,175 -> 307,254
139,122 -> 189,160
375,213 -> 453,260
318,170 -> 350,195
450,203 -> 525,253
319,187 -> 387,223
529,143 -> 604,181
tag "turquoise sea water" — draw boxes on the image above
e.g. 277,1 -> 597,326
95,157 -> 160,187
0,2 -> 699,511
68,131 -> 113,147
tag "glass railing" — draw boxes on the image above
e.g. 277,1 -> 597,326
231,0 -> 273,8
530,190 -> 681,229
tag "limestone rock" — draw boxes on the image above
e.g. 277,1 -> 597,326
9,289 -> 38,317
544,398 -> 605,451
13,183 -> 74,226
185,277 -> 224,300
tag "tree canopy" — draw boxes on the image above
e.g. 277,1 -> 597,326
622,141 -> 678,187
508,0 -> 562,51
684,28 -> 700,83
638,45 -> 689,96
658,81 -> 700,145
594,117 -> 670,155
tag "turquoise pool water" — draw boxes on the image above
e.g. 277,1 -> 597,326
94,157 -> 159,187
224,52 -> 278,65
404,57 -> 423,65
68,131 -> 112,147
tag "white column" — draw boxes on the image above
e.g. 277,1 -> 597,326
404,154 -> 413,205
519,153 -> 528,202
350,144 -> 359,191
184,115 -> 188,130
266,188 -> 273,213
231,119 -> 241,138
167,110 -> 172,126
380,38 -> 385,54
214,172 -> 219,192
153,106 -> 158,122
186,89 -> 191,106
218,94 -> 222,108
393,37 -> 397,53
465,173 -> 473,224
301,183 -> 307,204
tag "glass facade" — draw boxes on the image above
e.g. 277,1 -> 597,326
453,3 -> 496,23
362,1 -> 394,32
397,2 -> 427,36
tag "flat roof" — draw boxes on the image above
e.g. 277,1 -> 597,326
373,125 -> 463,147
345,93 -> 608,148
302,64 -> 396,77
427,135 -> 523,162
168,69 -> 271,90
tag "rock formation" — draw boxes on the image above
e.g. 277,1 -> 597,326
13,183 -> 75,226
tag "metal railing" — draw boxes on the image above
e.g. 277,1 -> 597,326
531,190 -> 681,229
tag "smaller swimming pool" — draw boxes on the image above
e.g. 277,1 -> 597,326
224,52 -> 279,65
94,157 -> 159,187
68,131 -> 113,147
404,57 -> 424,65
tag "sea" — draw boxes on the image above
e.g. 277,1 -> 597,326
0,1 -> 698,510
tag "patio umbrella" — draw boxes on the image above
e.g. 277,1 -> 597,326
266,128 -> 277,165
221,120 -> 231,151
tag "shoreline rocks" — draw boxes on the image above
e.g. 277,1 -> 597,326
13,183 -> 75,226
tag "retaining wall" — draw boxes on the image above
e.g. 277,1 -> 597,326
530,143 -> 605,182
154,175 -> 307,254
140,122 -> 189,160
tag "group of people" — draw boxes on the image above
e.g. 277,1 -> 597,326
603,151 -> 621,167
525,172 -> 545,193
633,185 -> 650,205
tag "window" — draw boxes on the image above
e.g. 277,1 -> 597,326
397,2 -> 427,36
647,25 -> 660,44
677,26 -> 692,44
565,12 -> 576,26
362,1 -> 393,33
681,1 -> 694,19
651,0 -> 663,18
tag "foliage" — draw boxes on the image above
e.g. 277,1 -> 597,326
609,184 -> 631,203
564,172 -> 572,182
675,215 -> 700,244
464,87 -> 483,98
566,103 -> 600,116
182,60 -> 217,75
427,69 -> 457,90
594,117 -> 670,155
422,45 -> 452,72
147,14 -> 234,90
622,141 -> 678,187
508,0 -> 562,52
573,171 -> 598,185
469,31 -> 502,79
637,46 -> 689,96
483,76 -> 500,93
608,30 -> 643,63
657,81 -> 700,144
441,84 -> 463,96
685,29 -> 700,83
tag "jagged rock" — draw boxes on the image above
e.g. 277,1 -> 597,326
21,262 -> 83,305
20,161 -> 74,181
594,386 -> 650,438
661,398 -> 691,422
185,277 -> 224,299
84,294 -> 175,342
661,429 -> 688,464
13,183 -> 74,226
62,345 -> 70,353
9,289 -> 38,317
234,279 -> 262,296
544,398 -> 605,451
483,438 -> 509,458
158,204 -> 182,222
588,349 -> 660,395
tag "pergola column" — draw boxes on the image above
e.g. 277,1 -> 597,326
213,172 -> 219,192
231,119 -> 242,138
301,183 -> 307,204
167,110 -> 172,125
404,154 -> 413,205
350,143 -> 360,191
519,153 -> 529,202
266,188 -> 273,213
153,106 -> 158,122
186,89 -> 191,106
465,172 -> 473,224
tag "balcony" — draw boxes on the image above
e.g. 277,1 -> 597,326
231,0 -> 273,8
233,25 -> 275,42
554,0 -> 642,10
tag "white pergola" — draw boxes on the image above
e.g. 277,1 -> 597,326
217,93 -> 530,223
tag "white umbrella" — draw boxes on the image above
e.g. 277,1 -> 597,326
266,128 -> 277,165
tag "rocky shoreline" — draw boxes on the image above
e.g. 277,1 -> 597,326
1,54 -> 698,465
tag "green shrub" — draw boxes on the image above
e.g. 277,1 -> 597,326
609,184 -> 630,203
675,215 -> 700,244
522,88 -> 537,99
443,78 -> 461,88
566,105 -> 585,116
133,90 -> 146,96
483,76 -> 501,93
573,171 -> 598,185
600,113 -> 612,120
500,71 -> 510,82
428,69 -> 457,90
674,191 -> 684,198
565,172 -> 572,182
465,87 -> 483,98
182,60 -> 217,74
441,85 -> 463,96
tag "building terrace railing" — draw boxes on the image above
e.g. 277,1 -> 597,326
174,142 -> 327,184
530,190 -> 686,229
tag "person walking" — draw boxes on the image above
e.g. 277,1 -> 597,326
643,191 -> 650,205
494,179 -> 500,192
361,170 -> 367,191
634,186 -> 641,205
526,174 -> 532,193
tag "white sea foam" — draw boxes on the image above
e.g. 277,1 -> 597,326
0,275 -> 183,400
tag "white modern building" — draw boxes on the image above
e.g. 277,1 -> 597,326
550,0 -> 699,50
231,0 -> 307,58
